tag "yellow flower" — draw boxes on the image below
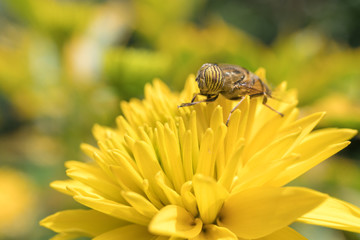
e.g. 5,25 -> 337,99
41,69 -> 360,239
0,168 -> 35,238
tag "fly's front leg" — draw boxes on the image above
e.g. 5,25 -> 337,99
178,93 -> 199,107
191,93 -> 200,103
226,97 -> 245,126
178,94 -> 218,108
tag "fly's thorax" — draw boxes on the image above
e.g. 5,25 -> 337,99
195,63 -> 224,95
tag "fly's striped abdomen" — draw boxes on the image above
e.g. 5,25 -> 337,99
203,64 -> 223,93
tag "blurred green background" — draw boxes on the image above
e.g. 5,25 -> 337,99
0,0 -> 359,239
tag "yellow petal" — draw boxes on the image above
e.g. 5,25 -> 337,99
110,164 -> 144,195
123,133 -> 135,153
189,110 -> 199,170
177,116 -> 186,148
279,112 -> 325,143
235,154 -> 300,191
244,104 -> 297,161
92,151 -> 113,176
40,209 -> 127,237
133,140 -> 168,204
269,141 -> 350,187
196,128 -> 215,177
255,67 -> 267,81
120,101 -> 141,127
224,109 -> 242,161
218,140 -> 245,191
193,174 -> 229,224
252,93 -> 297,136
243,97 -> 257,141
149,205 -> 202,238
218,187 -> 327,239
193,102 -> 208,135
180,74 -> 197,101
154,123 -> 172,178
190,224 -> 237,240
297,197 -> 360,233
50,180 -> 81,196
155,171 -> 182,206
212,124 -> 227,177
133,140 -> 162,179
66,162 -> 124,202
138,125 -> 154,146
210,105 -> 224,130
293,128 -> 357,160
163,124 -> 186,192
116,115 -> 138,138
92,124 -> 114,142
180,181 -> 198,217
122,191 -> 159,218
80,143 -> 100,159
111,148 -> 140,174
258,227 -> 307,240
50,232 -> 84,240
239,129 -> 301,181
93,224 -> 155,240
182,130 -> 194,181
64,160 -> 99,173
142,179 -> 164,209
153,79 -> 177,117
70,187 -> 150,225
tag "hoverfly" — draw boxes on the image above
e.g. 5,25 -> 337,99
179,63 -> 283,125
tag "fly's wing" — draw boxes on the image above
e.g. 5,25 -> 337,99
218,64 -> 251,99
237,73 -> 271,97
218,64 -> 249,75
217,64 -> 248,84
217,63 -> 272,99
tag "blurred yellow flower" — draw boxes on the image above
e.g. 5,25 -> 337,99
0,168 -> 35,238
41,70 -> 360,239
305,93 -> 360,129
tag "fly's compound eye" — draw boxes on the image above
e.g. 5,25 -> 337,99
195,72 -> 205,90
203,64 -> 223,92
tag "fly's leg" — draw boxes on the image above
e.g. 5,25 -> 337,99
178,94 -> 218,108
226,97 -> 245,126
191,93 -> 199,103
178,93 -> 199,107
262,96 -> 284,117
